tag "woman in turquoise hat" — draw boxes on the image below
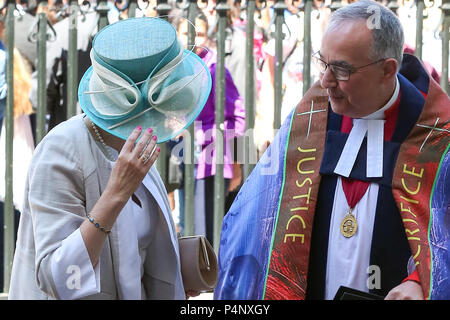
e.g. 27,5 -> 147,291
8,17 -> 211,300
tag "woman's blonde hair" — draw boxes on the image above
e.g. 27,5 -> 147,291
13,48 -> 33,118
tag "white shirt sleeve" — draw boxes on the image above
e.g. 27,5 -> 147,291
50,228 -> 101,300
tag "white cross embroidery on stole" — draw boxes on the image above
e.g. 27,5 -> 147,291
296,100 -> 327,139
416,117 -> 450,152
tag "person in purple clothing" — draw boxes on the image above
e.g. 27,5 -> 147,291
175,16 -> 246,244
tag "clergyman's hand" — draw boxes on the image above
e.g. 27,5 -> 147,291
384,281 -> 424,300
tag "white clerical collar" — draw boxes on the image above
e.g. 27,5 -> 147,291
334,76 -> 400,178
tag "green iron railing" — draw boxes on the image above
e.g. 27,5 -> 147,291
243,0 -> 256,180
182,0 -> 198,237
66,0 -> 79,120
2,0 -> 15,295
213,0 -> 228,252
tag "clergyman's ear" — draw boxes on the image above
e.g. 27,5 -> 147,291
383,58 -> 398,80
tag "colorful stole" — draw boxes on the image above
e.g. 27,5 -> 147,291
263,83 -> 329,300
263,79 -> 449,300
391,78 -> 450,299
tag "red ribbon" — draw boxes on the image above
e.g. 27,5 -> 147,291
342,178 -> 370,209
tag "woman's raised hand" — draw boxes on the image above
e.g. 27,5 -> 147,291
81,126 -> 160,267
104,126 -> 160,203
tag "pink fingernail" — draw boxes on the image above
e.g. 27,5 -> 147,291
136,126 -> 142,130
153,136 -> 157,141
148,128 -> 153,133
157,147 -> 161,152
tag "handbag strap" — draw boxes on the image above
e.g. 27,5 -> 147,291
200,236 -> 211,271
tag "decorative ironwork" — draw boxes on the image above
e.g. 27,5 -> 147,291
115,0 -> 150,13
45,0 -> 91,22
328,0 -> 343,12
27,3 -> 57,43
155,0 -> 172,18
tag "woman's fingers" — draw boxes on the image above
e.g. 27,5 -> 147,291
122,126 -> 143,153
140,135 -> 159,167
134,128 -> 154,159
106,128 -> 159,202
144,145 -> 160,168
121,127 -> 157,163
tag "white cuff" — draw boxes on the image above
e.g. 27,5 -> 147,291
50,229 -> 101,300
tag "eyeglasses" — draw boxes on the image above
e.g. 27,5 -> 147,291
312,51 -> 385,81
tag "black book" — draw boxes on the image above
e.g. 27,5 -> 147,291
334,286 -> 384,300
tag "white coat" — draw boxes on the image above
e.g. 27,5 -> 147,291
8,114 -> 184,299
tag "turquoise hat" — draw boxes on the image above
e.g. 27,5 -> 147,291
78,17 -> 212,143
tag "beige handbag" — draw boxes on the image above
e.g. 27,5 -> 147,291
178,235 -> 218,292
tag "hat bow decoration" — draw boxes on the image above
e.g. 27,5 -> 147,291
78,17 -> 212,143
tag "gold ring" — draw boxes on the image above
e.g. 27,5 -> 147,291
141,154 -> 150,164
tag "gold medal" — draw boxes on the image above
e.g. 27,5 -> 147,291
340,208 -> 357,238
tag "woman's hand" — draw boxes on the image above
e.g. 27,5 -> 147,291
104,126 -> 160,202
81,126 -> 160,267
